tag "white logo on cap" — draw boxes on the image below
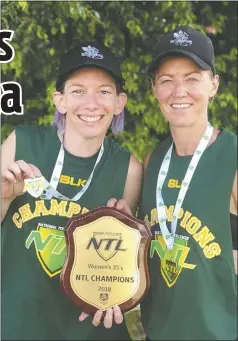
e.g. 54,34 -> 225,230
170,30 -> 192,46
81,45 -> 103,59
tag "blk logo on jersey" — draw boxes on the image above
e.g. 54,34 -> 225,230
59,175 -> 87,188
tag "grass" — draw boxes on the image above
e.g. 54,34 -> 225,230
125,306 -> 146,341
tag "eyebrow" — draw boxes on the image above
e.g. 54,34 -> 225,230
157,71 -> 202,79
67,83 -> 115,88
98,84 -> 115,88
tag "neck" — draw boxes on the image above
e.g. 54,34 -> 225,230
170,120 -> 212,156
59,129 -> 104,157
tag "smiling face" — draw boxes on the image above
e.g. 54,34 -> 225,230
53,67 -> 127,139
152,57 -> 219,128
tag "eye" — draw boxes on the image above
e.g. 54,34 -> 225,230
100,90 -> 111,95
160,79 -> 172,84
186,77 -> 199,83
72,89 -> 85,95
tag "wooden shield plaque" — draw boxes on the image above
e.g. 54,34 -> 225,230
60,206 -> 152,315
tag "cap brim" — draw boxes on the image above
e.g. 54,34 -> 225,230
57,61 -> 125,90
147,50 -> 212,74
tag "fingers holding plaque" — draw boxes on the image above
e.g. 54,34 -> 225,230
60,206 -> 152,315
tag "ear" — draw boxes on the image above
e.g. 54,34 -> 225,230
209,75 -> 219,99
152,82 -> 159,100
52,91 -> 67,114
114,93 -> 127,116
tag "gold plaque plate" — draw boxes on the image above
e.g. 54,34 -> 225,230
60,206 -> 152,315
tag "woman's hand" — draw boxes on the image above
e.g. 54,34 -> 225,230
79,305 -> 123,328
107,198 -> 133,216
2,160 -> 42,202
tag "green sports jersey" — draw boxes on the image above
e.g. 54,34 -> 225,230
1,125 -> 131,340
139,130 -> 237,340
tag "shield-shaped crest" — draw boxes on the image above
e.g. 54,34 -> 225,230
160,236 -> 189,287
36,226 -> 66,277
100,293 -> 109,304
60,206 -> 152,315
93,232 -> 122,261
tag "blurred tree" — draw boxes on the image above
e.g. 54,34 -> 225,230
1,0 -> 237,160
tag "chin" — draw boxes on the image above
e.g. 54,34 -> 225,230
79,126 -> 108,140
169,119 -> 194,128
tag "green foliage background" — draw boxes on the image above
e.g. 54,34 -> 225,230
1,1 -> 237,160
1,2 -> 237,339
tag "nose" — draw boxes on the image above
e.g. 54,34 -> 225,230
173,81 -> 187,98
84,91 -> 100,111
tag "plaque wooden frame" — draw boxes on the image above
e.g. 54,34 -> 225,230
60,206 -> 152,315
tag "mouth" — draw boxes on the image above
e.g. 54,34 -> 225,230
78,115 -> 104,123
170,103 -> 193,109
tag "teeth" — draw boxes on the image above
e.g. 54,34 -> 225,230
171,104 -> 192,109
80,116 -> 101,122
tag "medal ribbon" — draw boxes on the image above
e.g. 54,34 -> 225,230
24,132 -> 104,201
156,124 -> 213,249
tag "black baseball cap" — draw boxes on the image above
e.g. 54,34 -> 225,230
56,42 -> 125,90
147,26 -> 216,75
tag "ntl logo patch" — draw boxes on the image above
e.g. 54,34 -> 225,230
25,226 -> 66,277
150,233 -> 196,287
